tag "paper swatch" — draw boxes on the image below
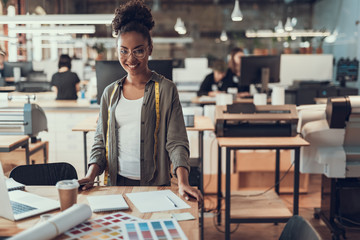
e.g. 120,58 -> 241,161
62,211 -> 141,240
121,219 -> 188,240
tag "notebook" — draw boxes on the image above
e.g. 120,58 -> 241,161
6,178 -> 25,191
0,164 -> 59,221
87,194 -> 129,212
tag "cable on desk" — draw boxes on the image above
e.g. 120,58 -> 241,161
335,215 -> 360,230
230,161 -> 294,198
212,205 -> 240,234
203,196 -> 217,213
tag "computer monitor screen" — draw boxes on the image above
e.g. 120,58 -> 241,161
3,61 -> 33,78
96,60 -> 173,104
336,58 -> 359,87
240,55 -> 280,92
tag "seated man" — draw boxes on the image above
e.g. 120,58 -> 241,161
197,60 -> 237,97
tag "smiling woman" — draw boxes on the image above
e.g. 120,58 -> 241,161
79,0 -> 203,204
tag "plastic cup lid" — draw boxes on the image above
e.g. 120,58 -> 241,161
56,179 -> 79,189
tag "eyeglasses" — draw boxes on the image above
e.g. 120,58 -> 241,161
119,46 -> 148,59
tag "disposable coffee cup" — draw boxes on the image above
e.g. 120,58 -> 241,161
56,179 -> 79,211
254,93 -> 267,105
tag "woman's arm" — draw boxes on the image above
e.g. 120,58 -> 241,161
176,167 -> 203,203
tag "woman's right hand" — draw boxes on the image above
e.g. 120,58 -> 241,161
77,164 -> 100,191
78,176 -> 96,191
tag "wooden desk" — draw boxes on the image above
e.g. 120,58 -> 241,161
0,86 -> 16,92
0,135 -> 30,165
0,186 -> 199,239
216,136 -> 309,240
186,116 -> 214,240
191,96 -> 271,105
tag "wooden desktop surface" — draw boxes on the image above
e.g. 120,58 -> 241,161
0,86 -> 16,92
0,135 -> 29,149
72,115 -> 213,132
0,186 -> 199,239
217,135 -> 309,148
191,96 -> 271,105
72,115 -> 98,132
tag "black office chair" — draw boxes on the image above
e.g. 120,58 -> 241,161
279,215 -> 322,240
9,162 -> 78,185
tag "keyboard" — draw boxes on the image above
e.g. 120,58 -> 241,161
11,201 -> 37,215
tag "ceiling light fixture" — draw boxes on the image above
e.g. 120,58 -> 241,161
245,29 -> 331,38
231,0 -> 243,21
274,20 -> 284,33
284,17 -> 293,32
220,30 -> 228,41
9,25 -> 96,34
0,14 -> 113,25
174,18 -> 186,35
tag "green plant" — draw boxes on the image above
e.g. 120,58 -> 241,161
92,43 -> 105,54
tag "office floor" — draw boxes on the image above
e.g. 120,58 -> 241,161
202,174 -> 360,240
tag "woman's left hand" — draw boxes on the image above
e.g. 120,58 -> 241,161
176,167 -> 203,205
178,183 -> 203,205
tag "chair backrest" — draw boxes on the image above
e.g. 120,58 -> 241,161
279,215 -> 322,240
9,162 -> 78,185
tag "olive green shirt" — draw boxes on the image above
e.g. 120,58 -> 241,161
89,71 -> 190,186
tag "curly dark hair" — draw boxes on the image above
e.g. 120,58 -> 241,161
112,0 -> 154,47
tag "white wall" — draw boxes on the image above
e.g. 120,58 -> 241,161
313,0 -> 360,89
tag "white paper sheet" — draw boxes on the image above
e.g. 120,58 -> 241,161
9,204 -> 92,240
126,190 -> 190,213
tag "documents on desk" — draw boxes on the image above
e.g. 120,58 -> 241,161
215,103 -> 298,137
300,96 -> 360,178
126,190 -> 191,213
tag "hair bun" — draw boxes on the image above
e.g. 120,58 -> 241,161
113,0 -> 154,33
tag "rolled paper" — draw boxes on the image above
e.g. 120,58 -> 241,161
9,204 -> 92,240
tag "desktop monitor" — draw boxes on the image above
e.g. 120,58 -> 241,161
3,61 -> 33,78
240,55 -> 280,93
336,58 -> 359,87
96,60 -> 173,104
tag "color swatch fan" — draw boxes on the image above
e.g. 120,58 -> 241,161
61,212 -> 141,240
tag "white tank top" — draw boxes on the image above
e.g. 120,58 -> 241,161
115,91 -> 143,180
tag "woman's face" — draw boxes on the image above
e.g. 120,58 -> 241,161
233,51 -> 244,67
117,31 -> 152,76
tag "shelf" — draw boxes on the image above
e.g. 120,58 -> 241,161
230,190 -> 292,220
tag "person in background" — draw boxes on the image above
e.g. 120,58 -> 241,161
79,0 -> 202,204
0,49 -> 5,78
197,59 -> 236,97
51,54 -> 80,100
227,47 -> 250,97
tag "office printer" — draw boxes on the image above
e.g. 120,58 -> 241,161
300,96 -> 360,178
300,96 -> 360,237
0,103 -> 48,143
215,103 -> 298,137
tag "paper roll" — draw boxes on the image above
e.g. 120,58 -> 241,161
216,93 -> 233,106
253,93 -> 267,105
349,96 -> 360,113
9,204 -> 92,240
271,86 -> 285,105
